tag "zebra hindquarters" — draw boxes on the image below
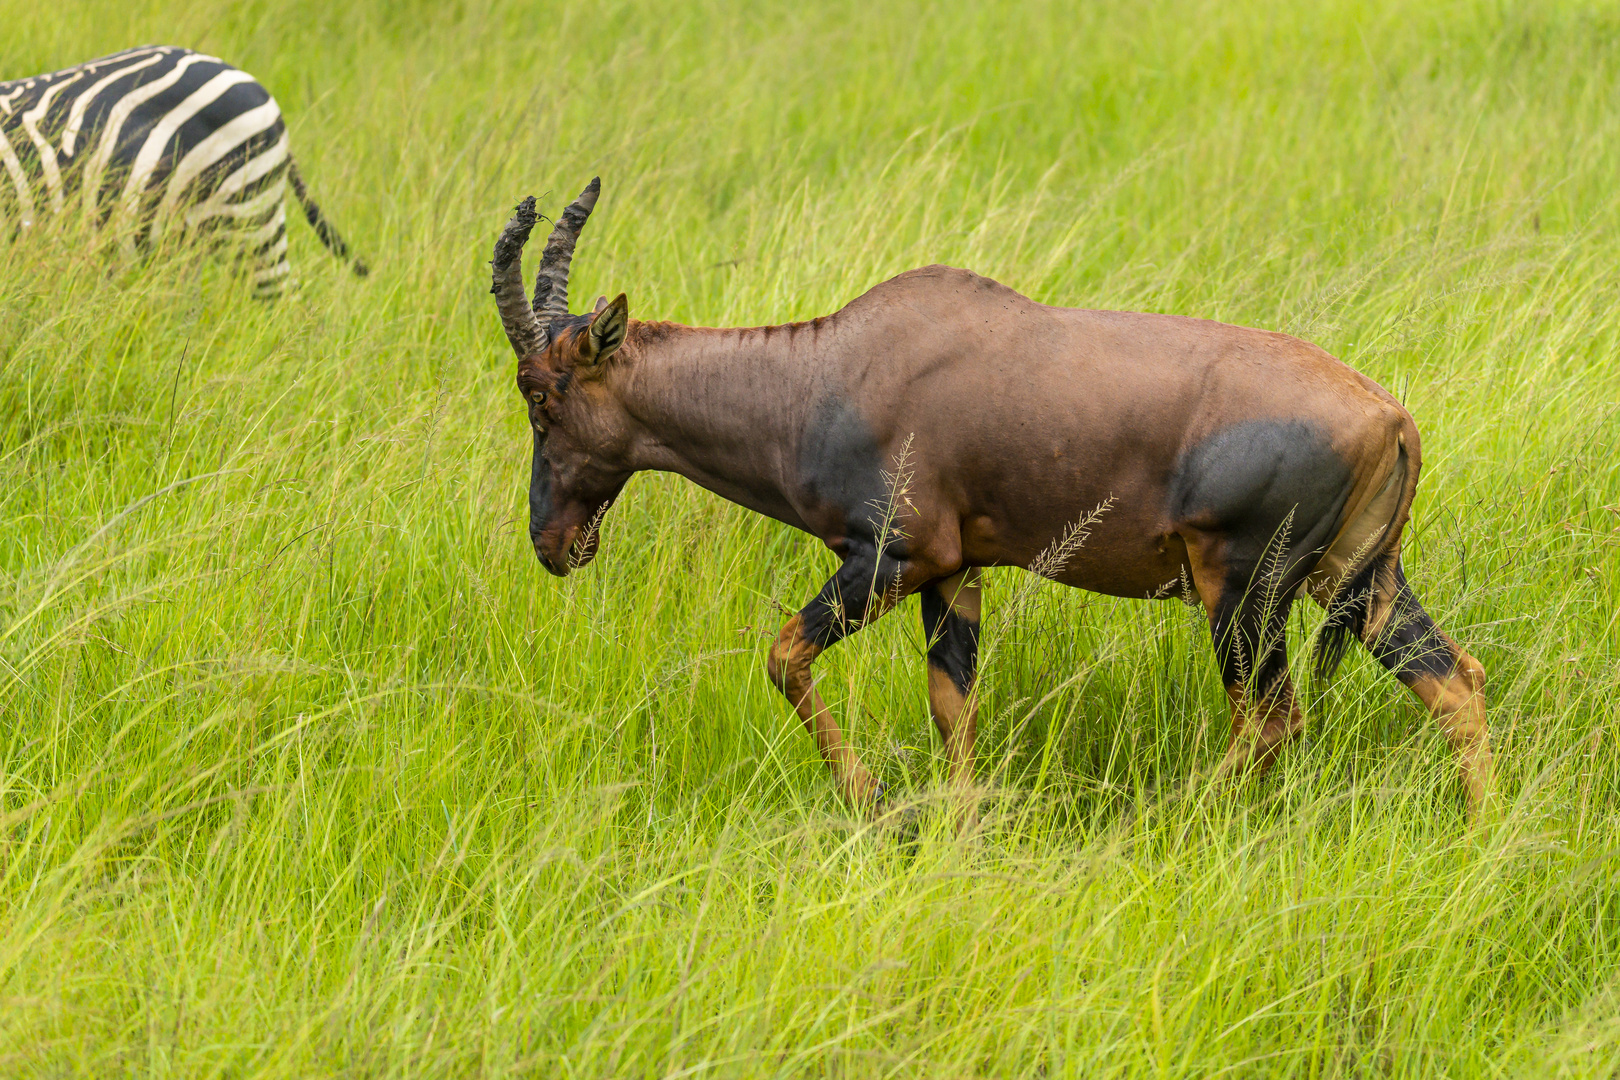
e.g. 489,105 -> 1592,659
173,126 -> 297,299
2,46 -> 361,297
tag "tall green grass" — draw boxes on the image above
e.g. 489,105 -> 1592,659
2,0 -> 1618,1074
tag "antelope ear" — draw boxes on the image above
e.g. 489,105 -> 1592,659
592,295 -> 610,314
578,293 -> 629,372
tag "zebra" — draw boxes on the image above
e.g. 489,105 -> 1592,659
0,44 -> 365,296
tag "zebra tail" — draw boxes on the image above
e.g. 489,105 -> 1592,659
287,160 -> 369,277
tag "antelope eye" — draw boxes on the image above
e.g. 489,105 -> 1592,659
529,390 -> 547,406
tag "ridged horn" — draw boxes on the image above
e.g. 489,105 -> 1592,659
491,196 -> 547,358
532,177 -> 601,319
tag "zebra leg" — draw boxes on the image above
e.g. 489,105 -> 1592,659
249,199 -> 291,299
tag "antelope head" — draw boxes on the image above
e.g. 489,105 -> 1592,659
491,178 -> 633,576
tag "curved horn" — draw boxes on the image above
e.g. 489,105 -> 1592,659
532,177 -> 601,319
491,196 -> 547,358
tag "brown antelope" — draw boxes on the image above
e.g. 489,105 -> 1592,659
491,179 -> 1493,818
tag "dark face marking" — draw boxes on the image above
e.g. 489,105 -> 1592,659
545,313 -> 593,348
920,588 -> 979,695
528,426 -> 555,551
517,320 -> 631,577
526,427 -> 626,575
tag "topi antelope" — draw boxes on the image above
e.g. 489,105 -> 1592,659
491,179 -> 1493,818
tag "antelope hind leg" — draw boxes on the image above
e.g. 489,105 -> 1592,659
1187,539 -> 1307,784
1358,558 -> 1493,815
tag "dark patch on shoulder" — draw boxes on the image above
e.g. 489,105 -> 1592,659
798,397 -> 893,546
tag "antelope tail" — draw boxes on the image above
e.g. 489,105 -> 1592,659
1310,439 -> 1411,683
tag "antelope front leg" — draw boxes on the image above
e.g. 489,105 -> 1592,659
920,568 -> 982,825
765,538 -> 907,809
768,615 -> 883,805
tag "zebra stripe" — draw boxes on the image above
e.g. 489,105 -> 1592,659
0,125 -> 34,225
0,45 -> 362,296
20,69 -> 85,213
61,52 -> 168,156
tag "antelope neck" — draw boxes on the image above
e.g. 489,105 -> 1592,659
612,320 -> 834,531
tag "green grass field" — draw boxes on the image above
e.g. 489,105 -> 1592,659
3,0 -> 1619,1074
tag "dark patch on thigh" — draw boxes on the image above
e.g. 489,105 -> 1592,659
920,588 -> 979,695
798,397 -> 891,545
1169,420 -> 1356,539
1170,419 -> 1357,583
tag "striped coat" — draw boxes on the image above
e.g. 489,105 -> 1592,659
0,45 -> 364,296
